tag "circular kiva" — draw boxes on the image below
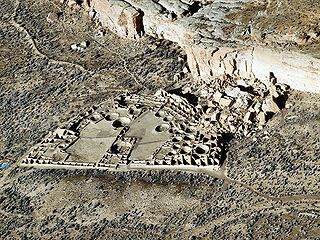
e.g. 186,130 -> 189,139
117,141 -> 132,149
91,114 -> 102,121
195,144 -> 210,154
184,134 -> 195,141
112,117 -> 131,128
180,146 -> 192,154
155,110 -> 166,117
155,123 -> 170,132
163,115 -> 173,121
106,112 -> 120,121
169,127 -> 180,134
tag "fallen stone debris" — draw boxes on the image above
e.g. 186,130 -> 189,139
46,12 -> 59,23
70,41 -> 90,52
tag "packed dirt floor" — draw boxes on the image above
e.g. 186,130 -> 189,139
0,0 -> 319,239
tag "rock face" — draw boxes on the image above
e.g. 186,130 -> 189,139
91,0 -> 144,39
89,0 -> 320,93
186,45 -> 320,93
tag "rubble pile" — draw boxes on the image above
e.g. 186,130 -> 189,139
183,76 -> 290,138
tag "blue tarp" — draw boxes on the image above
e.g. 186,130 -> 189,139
0,162 -> 9,169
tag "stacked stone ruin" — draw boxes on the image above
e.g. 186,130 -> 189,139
21,89 -> 222,171
21,77 -> 289,172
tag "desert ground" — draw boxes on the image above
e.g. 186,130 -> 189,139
0,0 -> 319,239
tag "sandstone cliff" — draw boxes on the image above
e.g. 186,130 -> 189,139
88,0 -> 320,92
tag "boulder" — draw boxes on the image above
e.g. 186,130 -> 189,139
67,0 -> 77,7
243,112 -> 254,123
219,97 -> 234,108
257,111 -> 266,125
225,87 -> 241,98
91,0 -> 144,39
210,112 -> 219,122
212,91 -> 222,103
46,12 -> 59,23
262,97 -> 280,114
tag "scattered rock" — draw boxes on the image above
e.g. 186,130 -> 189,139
219,97 -> 233,108
80,41 -> 89,48
262,97 -> 280,114
90,199 -> 100,208
46,12 -> 59,23
225,87 -> 241,98
210,112 -> 219,122
213,91 -> 222,103
89,10 -> 96,19
199,89 -> 208,98
55,128 -> 66,138
243,112 -> 254,123
68,0 -> 77,8
257,112 -> 266,125
236,79 -> 250,88
207,100 -> 214,107
91,0 -> 144,39
70,41 -> 89,52
70,44 -> 78,51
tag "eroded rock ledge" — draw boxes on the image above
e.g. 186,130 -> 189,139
84,0 -> 320,93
